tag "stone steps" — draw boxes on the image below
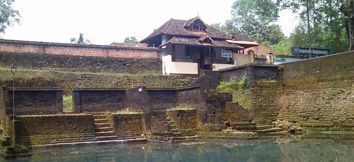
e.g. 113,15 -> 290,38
231,122 -> 257,131
95,123 -> 111,128
229,122 -> 288,137
42,136 -> 97,144
96,131 -> 115,137
169,136 -> 198,143
93,113 -> 120,141
95,119 -> 109,124
95,127 -> 114,132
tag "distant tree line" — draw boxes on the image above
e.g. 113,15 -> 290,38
213,0 -> 354,55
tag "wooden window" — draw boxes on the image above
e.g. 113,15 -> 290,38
185,46 -> 193,57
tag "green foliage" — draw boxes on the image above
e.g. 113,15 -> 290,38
238,74 -> 248,89
216,80 -> 239,92
268,37 -> 291,55
277,0 -> 352,52
229,0 -> 285,45
216,75 -> 251,109
63,95 -> 73,112
70,33 -> 91,44
166,107 -> 195,111
0,0 -> 19,33
124,36 -> 138,43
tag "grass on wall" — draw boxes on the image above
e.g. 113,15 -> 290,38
63,95 -> 73,113
116,108 -> 143,114
216,79 -> 252,109
0,67 -> 195,94
166,107 -> 195,111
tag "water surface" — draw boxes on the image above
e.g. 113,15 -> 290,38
4,139 -> 354,162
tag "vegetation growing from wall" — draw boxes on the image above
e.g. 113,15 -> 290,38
116,108 -> 143,114
166,107 -> 195,112
0,68 -> 195,94
63,95 -> 73,112
216,76 -> 251,110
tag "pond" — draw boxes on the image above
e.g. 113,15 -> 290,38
4,138 -> 354,162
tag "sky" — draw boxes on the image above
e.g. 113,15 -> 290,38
1,0 -> 298,45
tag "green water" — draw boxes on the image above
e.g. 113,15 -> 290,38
4,139 -> 354,162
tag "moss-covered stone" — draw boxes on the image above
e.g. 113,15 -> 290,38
166,109 -> 198,136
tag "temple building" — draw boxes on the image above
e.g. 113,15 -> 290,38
141,17 -> 258,75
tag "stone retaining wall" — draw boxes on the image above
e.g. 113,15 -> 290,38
166,110 -> 198,136
73,88 -> 126,112
0,39 -> 161,74
112,113 -> 144,137
15,114 -> 96,145
3,87 -> 63,115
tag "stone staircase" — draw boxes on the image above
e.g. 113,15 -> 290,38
93,113 -> 119,141
230,122 -> 288,137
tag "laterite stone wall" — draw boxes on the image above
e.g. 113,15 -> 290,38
166,110 -> 197,136
277,51 -> 354,128
112,113 -> 144,137
4,88 -> 63,115
15,114 -> 96,145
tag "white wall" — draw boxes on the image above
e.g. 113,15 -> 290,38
169,62 -> 198,74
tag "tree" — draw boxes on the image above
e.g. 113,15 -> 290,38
0,0 -> 20,33
70,33 -> 91,44
230,0 -> 285,44
277,0 -> 354,51
340,0 -> 354,50
124,36 -> 138,43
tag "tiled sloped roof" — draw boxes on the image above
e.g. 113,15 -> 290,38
160,37 -> 243,49
141,17 -> 227,43
226,32 -> 255,41
245,45 -> 275,58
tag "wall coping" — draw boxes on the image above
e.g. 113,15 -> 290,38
147,86 -> 200,91
72,86 -> 200,92
16,114 -> 93,117
73,88 -> 126,92
4,87 -> 63,91
218,63 -> 279,72
279,50 -> 354,66
0,39 -> 160,51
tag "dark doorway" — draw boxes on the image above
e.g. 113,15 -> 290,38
197,47 -> 212,70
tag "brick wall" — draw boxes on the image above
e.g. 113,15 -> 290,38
148,89 -> 178,111
276,51 -> 354,128
73,88 -> 126,112
225,102 -> 251,123
220,64 -> 280,83
112,113 -> 144,137
0,39 -> 161,74
150,111 -> 169,135
3,87 -> 63,115
204,93 -> 232,127
0,39 -> 159,59
15,114 -> 96,145
166,110 -> 198,136
280,51 -> 354,89
0,52 -> 161,74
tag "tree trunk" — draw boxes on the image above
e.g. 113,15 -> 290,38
350,0 -> 354,50
350,19 -> 354,50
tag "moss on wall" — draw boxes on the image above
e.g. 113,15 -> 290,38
112,113 -> 144,137
0,68 -> 195,94
15,114 -> 96,145
216,79 -> 281,124
216,80 -> 251,110
166,109 -> 197,136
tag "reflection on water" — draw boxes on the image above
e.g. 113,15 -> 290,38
4,139 -> 354,162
